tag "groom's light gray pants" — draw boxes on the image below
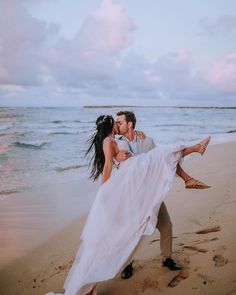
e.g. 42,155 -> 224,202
156,202 -> 172,261
127,202 -> 172,264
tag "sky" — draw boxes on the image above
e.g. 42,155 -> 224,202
0,0 -> 236,107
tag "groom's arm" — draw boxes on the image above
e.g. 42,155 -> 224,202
115,134 -> 156,162
114,150 -> 132,163
114,130 -> 145,163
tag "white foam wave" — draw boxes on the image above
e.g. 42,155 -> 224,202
14,140 -> 49,148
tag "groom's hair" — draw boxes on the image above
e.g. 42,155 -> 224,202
116,111 -> 136,129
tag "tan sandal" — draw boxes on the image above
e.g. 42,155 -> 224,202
197,136 -> 211,155
185,178 -> 210,189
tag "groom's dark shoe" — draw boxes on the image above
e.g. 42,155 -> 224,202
163,258 -> 182,271
121,262 -> 134,279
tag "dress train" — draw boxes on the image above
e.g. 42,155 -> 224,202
46,144 -> 184,295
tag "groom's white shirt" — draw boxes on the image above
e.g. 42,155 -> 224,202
116,134 -> 156,156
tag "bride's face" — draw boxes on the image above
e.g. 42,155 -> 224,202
112,123 -> 118,135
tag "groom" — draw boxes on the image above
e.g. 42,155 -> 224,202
115,111 -> 181,279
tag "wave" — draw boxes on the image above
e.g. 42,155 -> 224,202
14,140 -> 49,149
227,129 -> 236,133
0,124 -> 14,131
52,120 -> 82,124
52,120 -> 62,124
0,189 -> 20,199
56,164 -> 88,172
50,131 -> 78,135
153,123 -> 191,127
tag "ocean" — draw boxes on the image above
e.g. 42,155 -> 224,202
0,106 -> 236,199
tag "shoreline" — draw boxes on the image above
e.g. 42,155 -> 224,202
1,132 -> 236,201
0,177 -> 98,269
0,141 -> 236,294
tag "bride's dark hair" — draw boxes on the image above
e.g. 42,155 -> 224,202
86,115 -> 115,181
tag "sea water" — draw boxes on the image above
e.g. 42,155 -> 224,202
0,106 -> 236,198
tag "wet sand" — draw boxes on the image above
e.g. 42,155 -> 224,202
0,178 -> 98,269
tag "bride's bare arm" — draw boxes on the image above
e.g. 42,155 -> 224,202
101,137 -> 114,184
114,130 -> 146,163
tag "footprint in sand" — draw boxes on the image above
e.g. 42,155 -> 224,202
192,237 -> 219,245
183,257 -> 190,265
196,225 -> 221,234
149,238 -> 160,245
213,254 -> 228,267
183,245 -> 208,253
168,270 -> 189,288
142,277 -> 159,292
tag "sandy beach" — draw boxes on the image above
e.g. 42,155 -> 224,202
0,141 -> 236,295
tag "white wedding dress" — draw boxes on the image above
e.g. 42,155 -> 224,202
46,140 -> 185,295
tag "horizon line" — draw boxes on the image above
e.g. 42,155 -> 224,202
83,105 -> 236,109
0,105 -> 236,109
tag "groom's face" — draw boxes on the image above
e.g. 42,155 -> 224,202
116,115 -> 129,135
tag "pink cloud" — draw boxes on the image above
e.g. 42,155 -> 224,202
206,53 -> 236,93
46,0 -> 135,86
0,0 -> 59,85
94,0 -> 135,53
0,1 -> 235,105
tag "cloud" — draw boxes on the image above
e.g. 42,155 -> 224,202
149,51 -> 211,100
206,53 -> 236,93
0,84 -> 25,98
45,0 -> 135,87
0,1 -> 235,106
0,0 -> 59,85
82,0 -> 135,54
199,14 -> 236,38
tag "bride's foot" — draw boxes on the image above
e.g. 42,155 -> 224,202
185,178 -> 210,189
86,286 -> 97,295
196,136 -> 211,155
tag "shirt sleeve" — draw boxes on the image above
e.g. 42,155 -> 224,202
150,137 -> 156,149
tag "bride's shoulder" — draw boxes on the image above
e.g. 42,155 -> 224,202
103,136 -> 116,147
103,137 -> 117,155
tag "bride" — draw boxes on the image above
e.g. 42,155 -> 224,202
46,115 -> 210,295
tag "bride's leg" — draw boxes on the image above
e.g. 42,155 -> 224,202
182,136 -> 210,157
176,164 -> 191,182
176,164 -> 210,189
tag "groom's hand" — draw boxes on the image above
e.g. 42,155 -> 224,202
115,150 -> 132,162
135,130 -> 146,139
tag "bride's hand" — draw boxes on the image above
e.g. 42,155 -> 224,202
135,130 -> 146,139
114,150 -> 132,162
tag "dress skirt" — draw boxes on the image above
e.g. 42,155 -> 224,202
46,144 -> 184,295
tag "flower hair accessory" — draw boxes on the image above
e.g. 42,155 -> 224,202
97,115 -> 108,126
